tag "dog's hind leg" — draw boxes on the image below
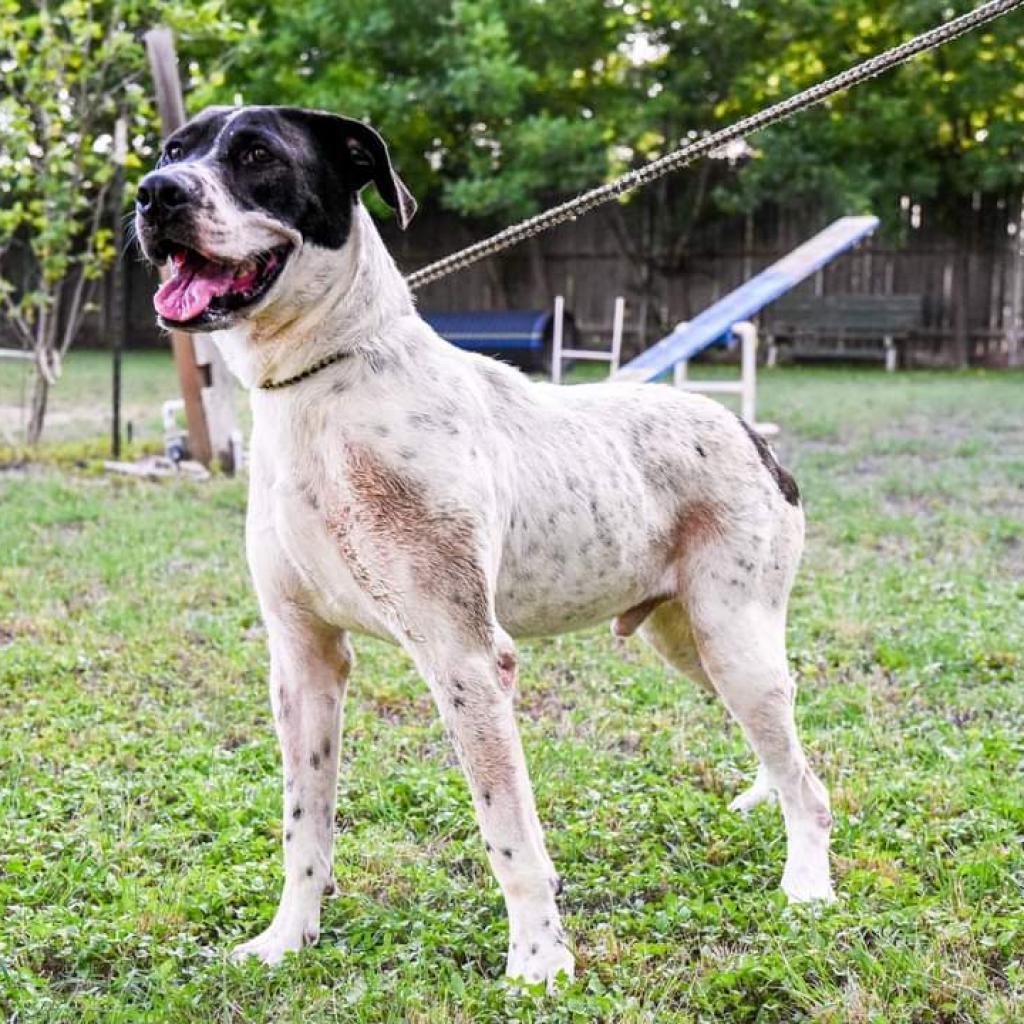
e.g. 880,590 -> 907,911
412,637 -> 574,991
232,607 -> 352,965
637,599 -> 715,696
689,587 -> 833,903
639,600 -> 777,813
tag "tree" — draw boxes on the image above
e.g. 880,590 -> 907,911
0,0 -> 240,443
212,0 -> 1022,342
717,0 -> 1024,222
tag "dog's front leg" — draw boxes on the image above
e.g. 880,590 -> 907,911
232,608 -> 352,965
420,643 -> 574,991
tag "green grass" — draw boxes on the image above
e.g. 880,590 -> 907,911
0,350 -> 182,449
1,356 -> 1023,1022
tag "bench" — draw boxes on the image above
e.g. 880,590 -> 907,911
766,294 -> 922,371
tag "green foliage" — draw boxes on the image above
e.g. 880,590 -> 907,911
1,358 -> 1023,1021
707,0 -> 1024,222
215,0 -> 1024,226
0,0 -> 241,441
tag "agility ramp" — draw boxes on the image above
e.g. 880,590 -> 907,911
613,216 -> 880,385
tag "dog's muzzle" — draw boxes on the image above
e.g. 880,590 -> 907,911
136,170 -> 293,328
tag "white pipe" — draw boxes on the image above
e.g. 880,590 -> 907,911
672,321 -> 690,386
551,294 -> 565,384
735,320 -> 758,423
610,296 -> 625,373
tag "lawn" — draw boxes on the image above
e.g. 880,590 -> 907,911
1,354 -> 1022,1023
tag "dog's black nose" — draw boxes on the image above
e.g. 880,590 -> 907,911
136,173 -> 189,219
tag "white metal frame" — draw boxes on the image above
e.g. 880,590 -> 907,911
671,320 -> 777,434
551,294 -> 624,384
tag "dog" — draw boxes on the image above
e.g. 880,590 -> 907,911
135,105 -> 834,990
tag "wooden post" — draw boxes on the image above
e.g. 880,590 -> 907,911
1008,193 -> 1024,368
144,27 -> 237,471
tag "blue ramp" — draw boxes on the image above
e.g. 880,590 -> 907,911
614,215 -> 879,382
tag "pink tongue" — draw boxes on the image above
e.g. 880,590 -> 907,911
154,259 -> 240,322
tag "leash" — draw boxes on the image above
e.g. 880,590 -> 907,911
406,0 -> 1024,292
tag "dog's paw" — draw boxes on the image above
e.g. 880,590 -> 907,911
230,917 -> 319,966
781,864 -> 835,905
506,931 -> 575,993
728,768 -> 776,814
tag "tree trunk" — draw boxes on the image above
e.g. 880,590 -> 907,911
27,369 -> 49,445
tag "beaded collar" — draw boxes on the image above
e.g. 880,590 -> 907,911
258,349 -> 350,390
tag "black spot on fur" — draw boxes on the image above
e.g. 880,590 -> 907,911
483,790 -> 491,806
306,866 -> 314,877
736,417 -> 800,506
502,848 -> 513,859
310,752 -> 321,769
285,830 -> 292,842
530,944 -> 539,956
550,876 -> 564,896
484,841 -> 493,852
322,737 -> 332,757
695,443 -> 706,458
292,806 -> 303,820
453,696 -> 465,710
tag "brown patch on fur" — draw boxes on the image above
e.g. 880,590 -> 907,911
326,444 -> 492,645
668,500 -> 724,563
611,595 -> 670,637
497,649 -> 518,691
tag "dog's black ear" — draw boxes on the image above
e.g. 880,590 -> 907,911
293,110 -> 416,229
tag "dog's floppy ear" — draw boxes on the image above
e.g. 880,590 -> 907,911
293,109 -> 416,229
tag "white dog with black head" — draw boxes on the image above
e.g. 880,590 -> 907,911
135,105 -> 834,990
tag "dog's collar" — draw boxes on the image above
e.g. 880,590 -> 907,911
258,349 -> 351,390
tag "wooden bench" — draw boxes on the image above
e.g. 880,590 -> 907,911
766,294 -> 922,371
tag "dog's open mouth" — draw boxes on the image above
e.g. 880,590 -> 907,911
153,244 -> 292,325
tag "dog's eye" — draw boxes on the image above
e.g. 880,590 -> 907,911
241,145 -> 272,166
163,142 -> 183,163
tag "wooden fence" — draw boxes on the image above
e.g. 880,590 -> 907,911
393,192 -> 1024,368
11,192 -> 1023,368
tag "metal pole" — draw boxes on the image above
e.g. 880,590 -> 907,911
551,295 -> 565,384
111,117 -> 127,458
736,321 -> 758,424
610,296 -> 625,373
672,322 -> 690,387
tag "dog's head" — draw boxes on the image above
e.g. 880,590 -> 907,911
135,106 -> 416,332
